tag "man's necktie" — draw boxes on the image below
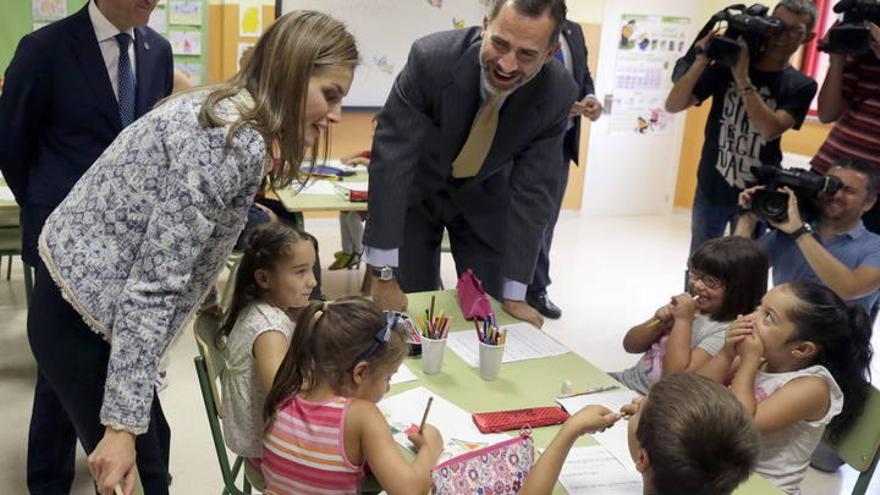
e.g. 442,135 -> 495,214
115,33 -> 135,128
451,92 -> 503,178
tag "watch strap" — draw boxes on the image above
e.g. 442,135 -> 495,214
790,224 -> 812,240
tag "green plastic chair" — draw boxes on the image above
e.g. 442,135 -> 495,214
0,224 -> 33,308
833,385 -> 880,495
193,312 -> 255,495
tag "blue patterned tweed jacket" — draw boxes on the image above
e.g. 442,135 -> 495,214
39,90 -> 266,434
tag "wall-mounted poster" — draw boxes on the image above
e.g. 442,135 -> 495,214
32,0 -> 66,20
170,31 -> 202,56
608,14 -> 690,136
239,0 -> 263,37
169,0 -> 202,26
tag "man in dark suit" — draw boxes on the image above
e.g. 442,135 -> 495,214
526,19 -> 602,319
0,0 -> 173,492
363,0 -> 576,328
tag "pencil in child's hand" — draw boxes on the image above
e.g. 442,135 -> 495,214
418,396 -> 434,434
114,485 -> 125,495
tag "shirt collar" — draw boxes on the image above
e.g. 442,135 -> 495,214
813,220 -> 867,240
89,0 -> 135,43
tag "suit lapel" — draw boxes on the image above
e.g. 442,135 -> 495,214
69,5 -> 121,132
565,24 -> 587,85
133,27 -> 153,117
443,41 -> 482,163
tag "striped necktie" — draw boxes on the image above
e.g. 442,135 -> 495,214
115,33 -> 135,128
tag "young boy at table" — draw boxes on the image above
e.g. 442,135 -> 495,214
520,373 -> 760,495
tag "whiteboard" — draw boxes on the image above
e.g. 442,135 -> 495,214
277,0 -> 489,107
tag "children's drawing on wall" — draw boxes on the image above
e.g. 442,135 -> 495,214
634,108 -> 672,135
373,55 -> 395,75
453,17 -> 466,29
426,0 -> 442,8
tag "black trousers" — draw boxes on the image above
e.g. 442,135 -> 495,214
27,267 -> 171,494
528,155 -> 572,297
398,194 -> 504,300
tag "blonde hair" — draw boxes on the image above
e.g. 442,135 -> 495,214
198,11 -> 358,188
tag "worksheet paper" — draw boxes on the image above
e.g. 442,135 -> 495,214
389,363 -> 418,385
445,322 -> 570,367
296,181 -> 338,196
555,446 -> 642,494
378,387 -> 509,462
334,182 -> 368,192
556,390 -> 641,471
0,187 -> 15,201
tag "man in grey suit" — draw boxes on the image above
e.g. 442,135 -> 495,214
363,0 -> 576,327
527,19 -> 602,319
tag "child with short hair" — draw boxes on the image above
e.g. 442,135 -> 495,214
699,282 -> 873,494
262,297 -> 444,495
520,373 -> 760,495
219,223 -> 317,463
612,236 -> 768,394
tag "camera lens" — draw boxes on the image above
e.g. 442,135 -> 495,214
753,190 -> 789,223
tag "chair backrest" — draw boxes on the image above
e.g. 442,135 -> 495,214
221,252 -> 244,313
193,312 -> 227,418
835,385 -> 880,472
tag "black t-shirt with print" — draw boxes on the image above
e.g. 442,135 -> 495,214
692,64 -> 817,207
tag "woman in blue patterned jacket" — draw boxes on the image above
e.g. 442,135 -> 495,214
28,11 -> 358,495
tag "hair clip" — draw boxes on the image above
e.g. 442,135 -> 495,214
354,311 -> 397,363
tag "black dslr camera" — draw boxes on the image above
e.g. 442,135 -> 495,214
750,166 -> 843,223
674,4 -> 783,81
819,0 -> 880,55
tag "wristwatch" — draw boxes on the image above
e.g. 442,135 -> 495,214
371,266 -> 398,281
790,223 -> 813,240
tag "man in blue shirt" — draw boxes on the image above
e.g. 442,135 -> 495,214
735,159 -> 880,316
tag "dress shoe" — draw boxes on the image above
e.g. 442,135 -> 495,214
526,293 -> 562,319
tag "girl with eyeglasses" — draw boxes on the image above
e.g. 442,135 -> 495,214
610,236 -> 769,395
261,297 -> 444,495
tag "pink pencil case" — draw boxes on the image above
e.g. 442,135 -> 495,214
456,268 -> 494,321
431,430 -> 535,495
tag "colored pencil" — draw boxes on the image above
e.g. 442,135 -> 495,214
557,384 -> 620,399
418,396 -> 434,434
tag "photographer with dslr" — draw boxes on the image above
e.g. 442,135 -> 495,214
812,4 -> 880,235
734,159 -> 880,316
666,0 -> 818,255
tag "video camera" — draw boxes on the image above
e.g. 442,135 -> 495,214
819,0 -> 880,55
750,166 -> 843,223
673,4 -> 783,82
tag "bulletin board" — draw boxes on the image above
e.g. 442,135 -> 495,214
276,0 -> 490,108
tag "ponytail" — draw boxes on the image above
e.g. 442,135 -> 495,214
262,297 -> 408,427
787,283 -> 874,440
263,301 -> 326,425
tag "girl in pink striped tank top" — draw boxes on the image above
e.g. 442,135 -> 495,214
262,297 -> 444,495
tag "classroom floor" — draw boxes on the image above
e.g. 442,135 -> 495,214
0,210 -> 878,494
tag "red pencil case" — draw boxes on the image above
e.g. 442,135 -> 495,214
472,406 -> 570,434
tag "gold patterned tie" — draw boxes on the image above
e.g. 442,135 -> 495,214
451,93 -> 503,178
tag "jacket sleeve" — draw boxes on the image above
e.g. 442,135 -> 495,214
362,39 -> 433,250
0,33 -> 52,202
502,92 -> 575,284
100,126 -> 265,434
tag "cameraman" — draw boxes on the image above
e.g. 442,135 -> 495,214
812,21 -> 880,235
734,159 -> 880,316
666,0 -> 818,255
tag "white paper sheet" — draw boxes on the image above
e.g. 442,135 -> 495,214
0,187 -> 15,202
378,387 -> 508,462
445,322 -> 569,368
334,182 -> 368,192
389,363 -> 418,385
556,390 -> 641,471
295,181 -> 338,196
556,446 -> 642,494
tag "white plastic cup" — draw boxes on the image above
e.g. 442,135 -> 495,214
479,342 -> 505,381
421,337 -> 446,375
